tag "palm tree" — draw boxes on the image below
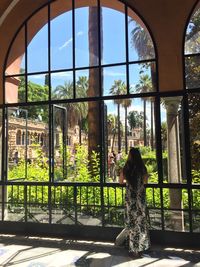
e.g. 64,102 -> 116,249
107,114 -> 117,152
121,97 -> 132,153
131,22 -> 156,149
110,80 -> 126,153
88,6 -> 101,168
135,74 -> 152,147
54,79 -> 88,144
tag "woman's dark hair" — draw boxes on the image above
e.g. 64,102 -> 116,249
123,147 -> 147,188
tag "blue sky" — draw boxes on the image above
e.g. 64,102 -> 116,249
15,6 -> 163,122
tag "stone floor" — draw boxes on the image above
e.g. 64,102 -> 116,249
0,235 -> 199,267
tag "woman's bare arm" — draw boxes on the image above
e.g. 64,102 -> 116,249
119,170 -> 125,184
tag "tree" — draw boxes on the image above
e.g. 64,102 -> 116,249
121,98 -> 132,154
135,74 -> 153,147
54,78 -> 88,144
18,76 -> 49,121
128,110 -> 143,130
110,80 -> 126,152
107,114 -> 117,152
88,6 -> 101,170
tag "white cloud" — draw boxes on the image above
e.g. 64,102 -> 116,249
59,31 -> 84,50
104,70 -> 126,77
77,31 -> 84,36
51,72 -> 73,78
59,38 -> 73,50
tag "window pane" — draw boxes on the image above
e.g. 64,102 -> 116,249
104,97 -> 157,182
192,189 -> 200,210
161,97 -> 186,183
104,186 -> 125,227
27,74 -> 49,102
103,65 -> 126,96
128,8 -> 155,61
27,185 -> 49,223
7,105 -> 49,182
5,76 -> 25,104
185,9 -> 200,55
77,186 -> 102,226
6,26 -> 25,76
51,186 -> 75,224
76,68 -> 99,98
163,188 -> 189,232
101,3 -> 126,64
164,210 -> 189,232
0,109 -> 2,180
75,1 -> 98,68
192,211 -> 200,232
51,0 -> 72,70
51,71 -> 73,100
27,7 -> 48,73
52,101 -> 100,182
149,209 -> 162,230
129,62 -> 156,93
5,185 -> 25,221
188,93 -> 200,184
185,55 -> 200,89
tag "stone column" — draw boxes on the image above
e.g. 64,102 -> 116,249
164,97 -> 184,231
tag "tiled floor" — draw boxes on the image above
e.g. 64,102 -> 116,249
0,235 -> 199,267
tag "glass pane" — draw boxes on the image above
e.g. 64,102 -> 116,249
0,109 -> 2,180
149,209 -> 162,230
5,76 -> 25,104
185,9 -> 200,55
5,185 -> 25,221
103,65 -> 126,96
6,26 -> 25,75
76,68 -> 99,98
77,186 -> 102,226
185,55 -> 200,89
188,93 -> 200,184
51,0 -> 72,70
51,186 -> 75,224
7,105 -> 49,182
53,105 -> 67,181
161,97 -> 186,183
192,211 -> 200,232
75,1 -> 98,68
101,3 -> 126,64
27,185 -> 49,223
164,210 -> 190,232
146,188 -> 161,208
129,62 -> 156,94
27,74 -> 49,102
128,8 -> 155,61
51,71 -> 73,100
53,101 -> 100,182
192,189 -> 200,209
104,186 -> 125,227
27,7 -> 48,73
104,97 -> 157,182
163,188 -> 189,209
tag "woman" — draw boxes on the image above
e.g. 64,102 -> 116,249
119,147 -> 150,257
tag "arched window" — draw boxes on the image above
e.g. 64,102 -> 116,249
184,6 -> 200,185
4,0 -> 160,235
16,130 -> 21,145
184,4 -> 200,234
22,131 -> 25,145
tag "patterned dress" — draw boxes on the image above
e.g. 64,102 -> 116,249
125,175 -> 150,253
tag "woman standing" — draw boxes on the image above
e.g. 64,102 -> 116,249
119,147 -> 150,257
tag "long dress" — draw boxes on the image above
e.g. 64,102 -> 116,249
125,174 -> 150,253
